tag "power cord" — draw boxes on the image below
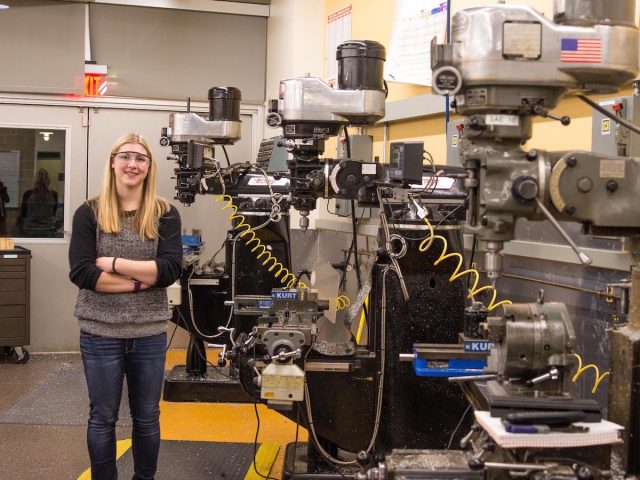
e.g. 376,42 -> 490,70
173,308 -> 233,380
165,320 -> 179,352
251,400 -> 279,480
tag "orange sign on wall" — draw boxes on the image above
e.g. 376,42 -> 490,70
84,74 -> 107,96
84,64 -> 108,97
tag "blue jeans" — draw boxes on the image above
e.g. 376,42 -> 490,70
80,331 -> 167,480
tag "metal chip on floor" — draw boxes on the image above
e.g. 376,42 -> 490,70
116,440 -> 278,479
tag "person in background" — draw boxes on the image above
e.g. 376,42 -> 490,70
17,168 -> 58,237
68,133 -> 182,480
0,178 -> 9,235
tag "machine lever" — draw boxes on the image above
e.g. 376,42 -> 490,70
274,348 -> 302,362
532,105 -> 571,126
527,366 -> 559,386
534,198 -> 592,266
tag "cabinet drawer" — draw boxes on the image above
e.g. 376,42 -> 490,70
0,258 -> 26,268
0,317 -> 26,338
0,279 -> 25,292
0,264 -> 26,273
0,305 -> 25,317
0,292 -> 26,305
0,271 -> 26,280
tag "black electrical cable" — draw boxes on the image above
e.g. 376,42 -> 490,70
249,344 -> 279,480
467,234 -> 477,292
383,196 -> 469,242
350,200 -> 362,290
343,126 -> 351,159
165,320 -> 179,352
578,94 -> 640,136
292,404 -> 301,475
296,402 -> 349,479
174,308 -> 233,380
251,401 -> 279,480
221,145 -> 231,167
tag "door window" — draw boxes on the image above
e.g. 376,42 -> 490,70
0,127 -> 65,238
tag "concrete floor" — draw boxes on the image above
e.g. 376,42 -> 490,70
0,351 -> 306,480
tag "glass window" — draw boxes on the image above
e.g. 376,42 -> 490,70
0,127 -> 65,238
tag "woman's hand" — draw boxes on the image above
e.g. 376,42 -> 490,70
96,256 -> 116,273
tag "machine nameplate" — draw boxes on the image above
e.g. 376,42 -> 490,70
247,177 -> 290,187
486,114 -> 519,127
600,159 -> 625,179
258,300 -> 273,309
466,89 -> 487,106
503,21 -> 541,59
2,254 -> 17,259
272,290 -> 298,300
464,340 -> 495,352
361,163 -> 377,175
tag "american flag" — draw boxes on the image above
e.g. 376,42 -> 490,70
560,38 -> 602,63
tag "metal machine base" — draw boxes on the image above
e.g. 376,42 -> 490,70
282,442 -> 358,480
162,365 -> 253,403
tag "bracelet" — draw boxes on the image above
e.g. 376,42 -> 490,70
133,280 -> 142,293
112,257 -> 118,274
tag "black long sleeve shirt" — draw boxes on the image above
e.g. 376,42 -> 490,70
68,201 -> 183,290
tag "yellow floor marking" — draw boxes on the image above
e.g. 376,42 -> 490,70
244,443 -> 280,480
76,439 -> 132,480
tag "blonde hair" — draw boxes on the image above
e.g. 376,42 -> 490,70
94,133 -> 169,240
32,168 -> 52,199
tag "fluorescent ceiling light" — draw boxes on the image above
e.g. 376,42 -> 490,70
0,4 -> 10,9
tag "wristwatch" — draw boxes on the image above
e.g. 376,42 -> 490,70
133,280 -> 142,293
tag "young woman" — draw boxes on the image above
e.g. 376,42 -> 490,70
69,133 -> 182,480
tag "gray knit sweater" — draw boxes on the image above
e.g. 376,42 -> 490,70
69,202 -> 182,338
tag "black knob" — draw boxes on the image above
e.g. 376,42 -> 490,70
526,149 -> 538,161
468,458 -> 484,470
606,180 -> 618,193
356,451 -> 370,467
566,156 -> 577,167
576,466 -> 594,480
512,176 -> 539,202
564,204 -> 576,215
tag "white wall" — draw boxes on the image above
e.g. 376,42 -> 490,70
266,0 -> 325,102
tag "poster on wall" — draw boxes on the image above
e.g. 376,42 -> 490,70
0,151 -> 20,209
326,5 -> 352,87
385,0 -> 448,86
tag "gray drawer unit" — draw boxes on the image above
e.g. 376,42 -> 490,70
0,247 -> 31,347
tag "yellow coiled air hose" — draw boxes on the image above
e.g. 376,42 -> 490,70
216,194 -> 352,309
418,215 -> 512,312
